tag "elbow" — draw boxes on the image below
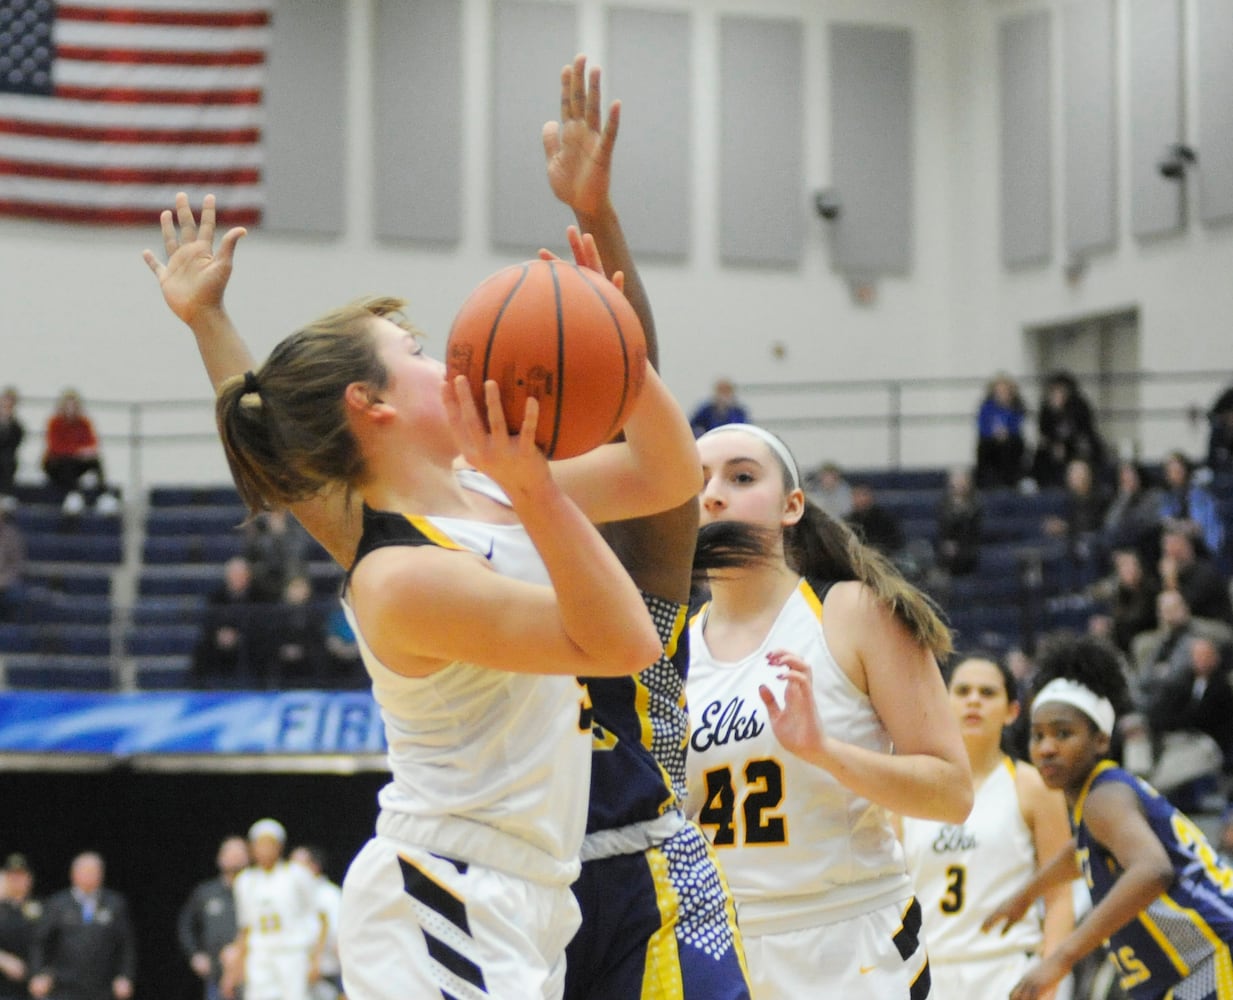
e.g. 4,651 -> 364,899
939,765 -> 975,824
591,628 -> 663,677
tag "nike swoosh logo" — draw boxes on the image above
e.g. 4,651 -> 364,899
484,539 -> 494,560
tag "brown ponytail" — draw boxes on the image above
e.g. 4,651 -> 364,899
216,296 -> 416,515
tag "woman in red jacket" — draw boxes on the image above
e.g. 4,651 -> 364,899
42,389 -> 117,514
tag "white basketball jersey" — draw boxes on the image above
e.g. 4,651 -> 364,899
685,579 -> 911,936
235,861 -> 319,953
902,757 -> 1043,962
343,470 -> 593,887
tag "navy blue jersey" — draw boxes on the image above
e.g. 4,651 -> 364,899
582,591 -> 689,833
1073,761 -> 1233,1000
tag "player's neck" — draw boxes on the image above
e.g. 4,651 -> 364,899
967,739 -> 1005,787
706,561 -> 800,625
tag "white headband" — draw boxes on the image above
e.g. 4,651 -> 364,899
699,423 -> 801,491
248,818 -> 286,843
1031,678 -> 1115,736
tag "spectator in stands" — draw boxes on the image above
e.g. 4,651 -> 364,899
1042,458 -> 1110,590
178,836 -> 248,1000
0,497 -> 25,622
804,461 -> 853,521
1102,460 -> 1164,568
1030,371 -> 1106,489
974,373 -> 1028,489
1204,381 -> 1233,474
1159,525 -> 1233,624
28,852 -> 135,1000
0,853 -> 40,1000
844,481 -> 905,558
934,465 -> 983,576
243,510 -> 310,604
1143,636 -> 1233,809
191,556 -> 260,688
0,387 -> 23,499
42,390 -> 120,517
254,574 -> 327,689
1130,590 -> 1233,702
1092,548 -> 1160,656
688,377 -> 748,436
1159,450 -> 1225,559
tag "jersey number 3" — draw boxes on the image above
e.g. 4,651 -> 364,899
699,759 -> 787,846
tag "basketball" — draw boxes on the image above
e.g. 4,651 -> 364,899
445,258 -> 648,459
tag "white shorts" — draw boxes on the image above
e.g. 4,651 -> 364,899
742,896 -> 930,1000
339,836 -> 581,1000
930,952 -> 1033,1000
246,946 -> 311,1000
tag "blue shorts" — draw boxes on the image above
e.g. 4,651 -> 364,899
564,821 -> 750,1000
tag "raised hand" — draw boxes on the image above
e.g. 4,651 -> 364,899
542,54 -> 619,219
141,192 -> 245,326
538,226 -> 625,293
981,890 -> 1033,937
759,650 -> 827,761
443,376 -> 549,494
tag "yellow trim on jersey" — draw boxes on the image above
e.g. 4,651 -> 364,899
644,845 -> 684,997
799,579 -> 824,621
1072,759 -> 1118,828
402,514 -> 467,552
1002,755 -> 1017,779
395,852 -> 467,910
664,603 -> 686,661
1155,893 -> 1233,993
1137,901 -> 1191,978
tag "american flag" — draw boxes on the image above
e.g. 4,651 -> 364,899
0,0 -> 270,225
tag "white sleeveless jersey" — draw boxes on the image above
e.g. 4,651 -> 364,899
685,579 -> 911,936
343,470 -> 593,887
235,861 -> 320,952
902,756 -> 1043,962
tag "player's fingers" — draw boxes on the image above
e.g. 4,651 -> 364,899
141,249 -> 166,279
519,395 -> 539,454
569,53 -> 586,119
482,380 -> 508,437
558,64 -> 572,124
159,209 -> 179,257
198,193 -> 217,245
542,121 -> 561,161
585,64 -> 602,132
610,270 -> 625,294
216,226 -> 247,265
597,99 -> 621,167
174,191 -> 197,243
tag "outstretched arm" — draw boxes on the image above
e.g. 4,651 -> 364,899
142,194 -> 360,566
543,54 -> 698,602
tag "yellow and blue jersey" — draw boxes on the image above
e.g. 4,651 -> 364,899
1073,761 -> 1233,1000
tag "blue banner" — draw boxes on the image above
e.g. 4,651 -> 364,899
0,691 -> 387,756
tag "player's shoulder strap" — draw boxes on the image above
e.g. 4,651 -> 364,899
344,505 -> 467,591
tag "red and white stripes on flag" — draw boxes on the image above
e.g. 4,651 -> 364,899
0,0 -> 271,225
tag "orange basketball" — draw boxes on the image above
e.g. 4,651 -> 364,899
446,259 -> 648,459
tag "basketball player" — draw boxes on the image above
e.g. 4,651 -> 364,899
543,55 -> 749,999
685,423 -> 973,999
983,635 -> 1233,1000
901,655 -> 1073,1000
144,205 -> 699,998
230,819 -> 325,1000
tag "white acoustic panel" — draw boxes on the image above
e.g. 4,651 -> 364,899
1128,0 -> 1184,238
999,10 -> 1052,268
1063,0 -> 1117,254
1197,0 -> 1233,224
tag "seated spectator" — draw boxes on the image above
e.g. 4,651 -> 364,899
689,378 -> 748,436
804,461 -> 853,522
1205,380 -> 1233,474
1102,460 -> 1164,567
191,556 -> 260,688
1042,458 -> 1110,589
1158,450 -> 1224,559
1089,548 -> 1161,656
1143,636 -> 1233,808
934,466 -> 983,576
324,606 -> 366,688
41,389 -> 119,516
0,386 -> 23,499
1159,525 -> 1233,624
1130,590 -> 1233,701
974,373 -> 1027,489
253,574 -> 327,689
243,509 -> 310,604
844,482 -> 904,558
1030,370 -> 1106,489
0,496 -> 25,621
